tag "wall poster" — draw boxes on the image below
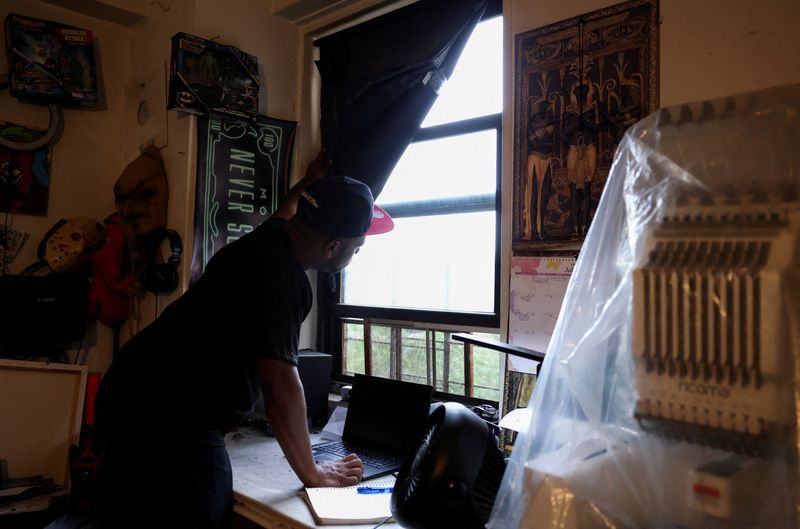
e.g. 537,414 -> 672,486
513,0 -> 659,252
501,370 -> 538,454
191,113 -> 296,284
0,121 -> 51,216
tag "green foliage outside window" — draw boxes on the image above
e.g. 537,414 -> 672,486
343,321 -> 500,402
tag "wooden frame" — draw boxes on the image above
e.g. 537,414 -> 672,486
340,319 -> 500,404
0,360 -> 87,491
512,0 -> 659,251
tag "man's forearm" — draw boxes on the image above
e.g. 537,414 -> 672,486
262,369 -> 320,485
257,358 -> 362,488
272,151 -> 330,220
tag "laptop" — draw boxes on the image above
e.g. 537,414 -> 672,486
312,374 -> 433,480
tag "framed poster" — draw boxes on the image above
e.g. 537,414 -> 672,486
513,0 -> 659,251
191,113 -> 296,283
0,121 -> 51,216
501,369 -> 537,454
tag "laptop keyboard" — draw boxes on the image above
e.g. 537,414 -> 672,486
313,441 -> 400,469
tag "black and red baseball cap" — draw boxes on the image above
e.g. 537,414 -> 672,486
298,175 -> 394,238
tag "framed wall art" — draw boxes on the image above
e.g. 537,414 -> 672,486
0,121 -> 51,216
513,0 -> 659,251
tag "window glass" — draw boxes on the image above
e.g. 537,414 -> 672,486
372,325 -> 392,379
422,16 -> 503,127
433,332 -> 466,395
343,321 -> 366,375
343,211 -> 496,312
472,334 -> 501,401
342,320 -> 502,403
334,12 -> 503,403
377,129 -> 497,204
400,328 -> 427,384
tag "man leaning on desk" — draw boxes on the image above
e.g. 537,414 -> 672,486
91,155 -> 384,529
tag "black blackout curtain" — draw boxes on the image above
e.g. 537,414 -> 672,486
315,0 -> 490,198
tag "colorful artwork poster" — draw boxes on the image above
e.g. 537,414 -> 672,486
191,113 -> 296,284
5,13 -> 98,107
508,256 -> 575,374
512,0 -> 659,251
501,370 -> 538,454
0,121 -> 51,215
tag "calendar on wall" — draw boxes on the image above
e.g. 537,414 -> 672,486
508,255 -> 575,373
501,255 -> 575,453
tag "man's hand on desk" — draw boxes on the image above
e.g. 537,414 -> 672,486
256,359 -> 363,488
306,453 -> 364,487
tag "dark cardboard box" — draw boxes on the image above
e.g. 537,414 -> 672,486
4,13 -> 99,108
168,32 -> 260,119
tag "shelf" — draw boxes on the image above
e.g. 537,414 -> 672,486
451,333 -> 545,363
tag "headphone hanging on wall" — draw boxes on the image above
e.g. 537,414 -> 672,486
142,229 -> 182,294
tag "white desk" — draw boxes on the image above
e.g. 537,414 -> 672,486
226,427 -> 398,529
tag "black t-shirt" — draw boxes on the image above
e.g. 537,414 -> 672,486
107,218 -> 311,433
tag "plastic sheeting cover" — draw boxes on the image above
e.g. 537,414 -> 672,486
489,83 -> 800,529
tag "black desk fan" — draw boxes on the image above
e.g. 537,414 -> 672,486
390,334 -> 545,529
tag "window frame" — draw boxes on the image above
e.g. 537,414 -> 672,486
320,114 -> 502,378
339,318 -> 504,407
317,9 -> 504,401
341,113 -> 501,323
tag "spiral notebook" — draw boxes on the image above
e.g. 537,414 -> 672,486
304,479 -> 394,525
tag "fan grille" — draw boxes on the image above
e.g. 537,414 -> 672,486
472,433 -> 506,519
397,418 -> 439,506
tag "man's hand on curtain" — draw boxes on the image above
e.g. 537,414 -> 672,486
273,151 -> 332,220
304,150 -> 332,184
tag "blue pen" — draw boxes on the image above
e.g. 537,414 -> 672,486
357,486 -> 393,494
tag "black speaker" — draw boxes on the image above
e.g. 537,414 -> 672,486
0,273 -> 88,354
298,351 -> 332,424
143,229 -> 182,293
391,402 -> 506,529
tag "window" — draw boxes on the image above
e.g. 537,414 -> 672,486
322,15 -> 503,404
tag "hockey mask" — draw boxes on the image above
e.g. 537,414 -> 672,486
114,148 -> 168,259
42,217 -> 106,273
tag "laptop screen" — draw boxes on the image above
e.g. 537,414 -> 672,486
342,374 -> 433,457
